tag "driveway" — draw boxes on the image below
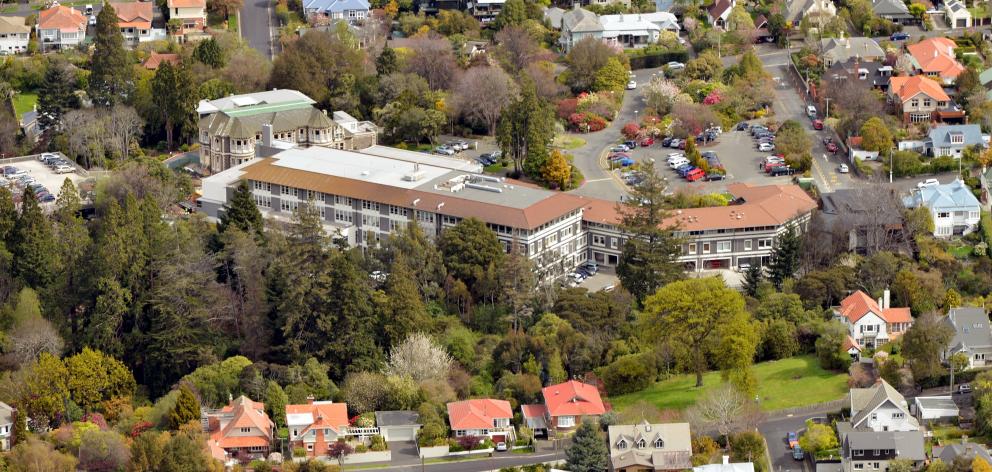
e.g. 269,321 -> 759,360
565,67 -> 666,202
240,0 -> 276,59
346,440 -> 564,472
758,412 -> 833,472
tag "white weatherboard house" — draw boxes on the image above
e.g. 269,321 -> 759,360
833,290 -> 913,350
904,179 -> 981,238
549,6 -> 679,51
849,379 -> 920,432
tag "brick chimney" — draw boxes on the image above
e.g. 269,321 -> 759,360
307,394 -> 315,405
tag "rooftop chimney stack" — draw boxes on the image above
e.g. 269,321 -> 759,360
262,123 -> 274,147
884,288 -> 890,310
307,394 -> 315,405
722,456 -> 730,465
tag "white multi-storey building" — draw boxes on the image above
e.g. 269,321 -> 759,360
37,5 -> 86,51
0,17 -> 30,54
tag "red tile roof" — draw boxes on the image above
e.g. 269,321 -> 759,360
447,399 -> 513,430
542,380 -> 606,418
143,52 -> 181,70
285,401 -> 349,435
521,404 -> 548,419
38,5 -> 86,32
207,396 -> 274,453
907,37 -> 964,80
888,75 -> 950,103
168,0 -> 206,8
837,291 -> 912,324
843,335 -> 862,352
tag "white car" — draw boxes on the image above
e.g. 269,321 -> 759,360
838,164 -> 849,173
626,80 -> 637,90
666,61 -> 685,70
757,142 -> 775,152
88,15 -> 96,26
435,146 -> 455,156
496,442 -> 508,452
55,165 -> 75,174
667,152 -> 685,161
668,158 -> 689,168
918,178 -> 940,189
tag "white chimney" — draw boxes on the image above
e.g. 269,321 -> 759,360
262,123 -> 274,147
883,289 -> 891,310
722,456 -> 730,465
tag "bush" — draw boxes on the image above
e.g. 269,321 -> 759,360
556,98 -> 579,120
457,435 -> 484,450
355,444 -> 369,453
294,447 -> 306,457
369,435 -> 388,451
730,431 -> 767,472
596,353 -> 657,395
622,123 -> 640,139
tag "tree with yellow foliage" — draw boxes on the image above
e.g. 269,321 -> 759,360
974,456 -> 992,472
541,150 -> 572,190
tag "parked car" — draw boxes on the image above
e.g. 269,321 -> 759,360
661,137 -> 673,147
770,165 -> 795,176
758,142 -> 775,152
611,145 -> 630,153
624,140 -> 638,149
89,15 -> 97,26
736,122 -> 749,131
582,261 -> 598,274
838,164 -> 849,173
685,168 -> 705,181
435,146 -> 455,156
918,178 -> 940,188
666,61 -> 685,70
812,119 -> 823,130
890,32 -> 909,41
764,161 -> 785,172
640,137 -> 655,146
787,432 -> 798,448
55,165 -> 75,174
806,105 -> 817,118
793,446 -> 805,460
826,142 -> 838,153
704,173 -> 726,181
959,384 -> 972,394
38,152 -> 58,162
496,442 -> 508,452
617,157 -> 635,167
668,138 -> 681,148
676,165 -> 697,177
669,158 -> 689,168
626,80 -> 637,90
38,193 -> 55,203
678,140 -> 686,150
85,4 -> 94,14
2,166 -> 16,176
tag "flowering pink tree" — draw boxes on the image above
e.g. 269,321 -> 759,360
703,90 -> 723,105
622,123 -> 641,139
644,77 -> 681,114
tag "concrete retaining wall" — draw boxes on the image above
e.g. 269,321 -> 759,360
341,450 -> 391,464
448,448 -> 494,457
419,445 -> 450,459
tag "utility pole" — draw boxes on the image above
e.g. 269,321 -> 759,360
824,97 -> 831,119
889,148 -> 894,183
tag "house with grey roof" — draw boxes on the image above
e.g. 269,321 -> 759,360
872,0 -> 912,23
942,306 -> 992,369
607,421 -> 692,471
934,442 -> 992,467
302,0 -> 369,23
849,379 -> 920,432
840,430 -> 925,472
374,410 -> 421,442
820,36 -> 885,67
785,0 -> 836,25
903,179 -> 981,238
945,0 -> 971,28
925,124 -> 986,158
549,6 -> 679,51
0,402 -> 13,451
197,90 -> 376,174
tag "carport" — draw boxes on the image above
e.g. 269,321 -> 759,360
914,396 -> 959,422
374,411 -> 422,442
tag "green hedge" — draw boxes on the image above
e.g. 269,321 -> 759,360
627,48 -> 690,70
981,211 -> 992,256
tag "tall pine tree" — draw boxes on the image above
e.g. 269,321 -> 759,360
151,62 -> 198,149
10,187 -> 58,288
496,77 -> 553,178
565,420 -> 609,472
88,3 -> 134,107
381,253 -> 429,348
218,180 -> 263,236
768,225 -> 802,288
37,59 -> 76,131
327,251 -> 382,378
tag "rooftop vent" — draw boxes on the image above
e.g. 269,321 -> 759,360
412,198 -> 420,206
465,182 -> 503,193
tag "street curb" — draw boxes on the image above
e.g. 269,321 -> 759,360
599,146 -> 630,193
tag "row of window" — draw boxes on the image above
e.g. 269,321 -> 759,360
616,438 -> 665,450
852,449 -> 894,457
685,239 -> 771,254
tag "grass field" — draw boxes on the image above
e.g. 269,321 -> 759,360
12,93 -> 37,117
610,355 -> 849,413
553,134 -> 587,150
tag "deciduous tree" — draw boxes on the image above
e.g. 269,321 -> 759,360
686,383 -> 761,447
541,149 -> 572,189
385,333 -> 453,383
902,312 -> 954,381
859,117 -> 893,153
451,65 -> 517,135
799,422 -> 838,455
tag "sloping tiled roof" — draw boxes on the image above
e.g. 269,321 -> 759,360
286,401 -> 350,435
447,399 -> 513,431
143,52 -> 181,70
927,124 -> 983,148
907,37 -> 965,79
209,396 -> 274,452
110,2 -> 152,28
168,0 -> 206,8
888,75 -> 950,102
542,380 -> 606,417
945,307 -> 992,352
821,37 -> 885,63
38,5 -> 85,32
521,404 -> 548,418
0,16 -> 30,34
872,0 -> 911,17
708,0 -> 733,21
837,290 -> 910,324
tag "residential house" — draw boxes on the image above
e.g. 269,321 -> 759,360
197,89 -> 377,173
608,421 -> 692,472
582,183 -> 818,271
825,60 -> 892,92
167,0 -> 207,39
0,16 -> 30,54
872,0 -> 913,23
707,0 -> 733,28
374,411 -> 421,441
925,124 -> 985,158
0,402 -> 13,451
785,0 -> 836,26
978,66 -> 992,100
819,189 -> 909,255
20,108 -> 39,144
551,7 -> 679,51
302,0 -> 370,23
907,37 -> 965,85
934,443 -> 992,467
913,396 -> 959,422
945,0 -> 971,28
845,136 -> 880,162
470,0 -> 505,24
446,399 -> 515,443
37,5 -> 87,51
833,290 -> 913,350
942,306 -> 992,368
819,36 -> 885,67
903,179 -> 981,238
203,396 -> 275,463
839,430 -> 926,471
693,457 -> 755,472
521,380 -> 607,435
849,379 -> 920,432
887,75 -> 964,124
286,398 -> 351,458
143,52 -> 181,70
110,2 -> 154,45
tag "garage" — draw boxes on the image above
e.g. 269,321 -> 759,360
375,411 -> 422,442
492,434 -> 506,443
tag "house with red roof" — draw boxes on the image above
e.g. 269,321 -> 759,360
204,395 -> 274,464
887,75 -> 964,124
285,397 -> 351,458
521,380 -> 607,436
907,37 -> 965,85
446,399 -> 515,443
833,289 -> 913,350
109,2 -> 155,45
37,5 -> 86,51
167,0 -> 207,38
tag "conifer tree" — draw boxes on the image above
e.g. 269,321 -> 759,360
10,187 -> 58,288
565,420 -> 609,472
327,252 -> 382,377
0,185 -> 15,243
37,59 -> 76,131
382,253 -> 429,348
219,181 -> 263,236
169,386 -> 201,430
88,3 -> 134,106
768,225 -> 802,288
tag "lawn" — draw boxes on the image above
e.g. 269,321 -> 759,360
610,355 -> 849,413
12,92 -> 37,117
948,245 -> 973,259
553,134 -> 587,150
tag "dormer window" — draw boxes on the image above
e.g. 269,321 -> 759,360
951,132 -> 964,144
617,439 -> 627,450
636,439 -> 646,449
655,438 -> 664,448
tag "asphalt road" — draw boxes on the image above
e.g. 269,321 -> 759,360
240,0 -> 276,59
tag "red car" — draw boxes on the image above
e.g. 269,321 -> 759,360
812,119 -> 823,130
765,161 -> 785,173
685,168 -> 705,181
826,142 -> 838,153
641,137 -> 655,147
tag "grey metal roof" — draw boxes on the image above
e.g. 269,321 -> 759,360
200,107 -> 336,140
821,37 -> 885,63
375,410 -> 421,427
904,179 -> 981,212
872,0 -> 911,17
844,431 -> 926,460
914,396 -> 959,411
561,7 -> 602,32
303,0 -> 370,13
945,307 -> 992,352
0,402 -> 12,425
850,380 -> 917,430
927,124 -> 983,148
934,443 -> 992,465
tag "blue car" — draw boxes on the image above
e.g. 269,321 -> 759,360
617,157 -> 635,167
676,165 -> 697,177
890,32 -> 909,41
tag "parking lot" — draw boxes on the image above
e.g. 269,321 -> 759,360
2,154 -> 85,204
610,123 -> 799,194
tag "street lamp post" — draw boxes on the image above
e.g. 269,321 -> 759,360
824,97 -> 831,119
